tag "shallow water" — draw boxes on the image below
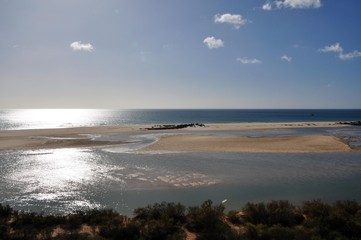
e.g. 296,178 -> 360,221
1,143 -> 361,216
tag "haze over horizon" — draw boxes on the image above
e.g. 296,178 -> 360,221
1,0 -> 360,109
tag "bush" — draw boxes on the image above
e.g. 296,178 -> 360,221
134,202 -> 186,225
0,204 -> 12,219
242,202 -> 268,225
1,199 -> 361,240
243,200 -> 303,227
244,223 -> 315,240
10,212 -> 65,239
228,210 -> 244,225
244,223 -> 268,240
266,200 -> 304,227
267,224 -> 295,240
140,219 -> 186,240
99,221 -> 141,240
302,200 -> 361,239
187,200 -> 239,240
187,200 -> 225,231
134,202 -> 186,240
0,224 -> 9,240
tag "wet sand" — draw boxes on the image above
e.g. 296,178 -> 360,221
0,122 -> 352,152
0,126 -> 138,151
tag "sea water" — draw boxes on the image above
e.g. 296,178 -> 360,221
1,109 -> 361,216
1,109 -> 361,130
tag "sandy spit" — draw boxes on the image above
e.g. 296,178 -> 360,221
140,134 -> 351,153
0,122 -> 352,152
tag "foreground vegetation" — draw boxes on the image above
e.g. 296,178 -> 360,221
1,199 -> 361,239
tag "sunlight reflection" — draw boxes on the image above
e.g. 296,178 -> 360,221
10,148 -> 106,202
35,148 -> 94,186
9,109 -> 105,129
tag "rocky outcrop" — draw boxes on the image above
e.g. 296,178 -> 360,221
143,123 -> 205,130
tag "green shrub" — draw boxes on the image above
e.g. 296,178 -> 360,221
187,200 -> 239,240
302,200 -> 361,239
134,202 -> 186,240
228,210 -> 244,225
244,223 -> 299,240
140,219 -> 186,240
267,225 -> 295,240
0,224 -> 9,240
266,200 -> 304,227
100,221 -> 141,240
134,202 -> 186,225
242,202 -> 268,225
0,204 -> 12,219
187,200 -> 225,231
244,223 -> 267,240
243,200 -> 303,227
1,199 -> 361,240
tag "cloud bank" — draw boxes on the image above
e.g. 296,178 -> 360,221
203,37 -> 224,49
214,13 -> 248,29
70,41 -> 94,52
237,57 -> 262,64
263,0 -> 322,10
319,43 -> 361,60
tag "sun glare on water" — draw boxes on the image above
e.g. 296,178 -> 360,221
9,109 -> 104,129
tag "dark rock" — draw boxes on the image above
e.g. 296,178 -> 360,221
143,123 -> 206,130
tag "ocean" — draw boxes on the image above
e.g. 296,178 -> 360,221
1,109 -> 361,130
1,109 -> 361,216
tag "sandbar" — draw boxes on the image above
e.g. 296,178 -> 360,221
0,122 -> 354,152
0,125 -> 139,151
140,134 -> 351,153
142,121 -> 353,153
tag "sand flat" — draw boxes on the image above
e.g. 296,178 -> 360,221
0,122 -> 352,152
140,134 -> 351,153
0,125 -> 140,151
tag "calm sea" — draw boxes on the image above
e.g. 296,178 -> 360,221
1,109 -> 361,130
1,109 -> 361,216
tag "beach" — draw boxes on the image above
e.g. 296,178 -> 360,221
0,122 -> 353,152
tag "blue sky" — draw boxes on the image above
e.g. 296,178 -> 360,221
0,0 -> 360,108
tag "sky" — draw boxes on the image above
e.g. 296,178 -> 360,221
0,0 -> 360,109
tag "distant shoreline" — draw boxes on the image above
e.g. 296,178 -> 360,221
0,122 -> 356,152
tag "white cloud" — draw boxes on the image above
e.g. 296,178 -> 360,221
281,55 -> 292,62
203,37 -> 224,49
262,0 -> 321,10
70,41 -> 94,52
339,50 -> 361,60
319,42 -> 343,53
283,0 -> 321,8
262,2 -> 273,10
237,57 -> 262,64
214,13 -> 248,29
319,43 -> 361,61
